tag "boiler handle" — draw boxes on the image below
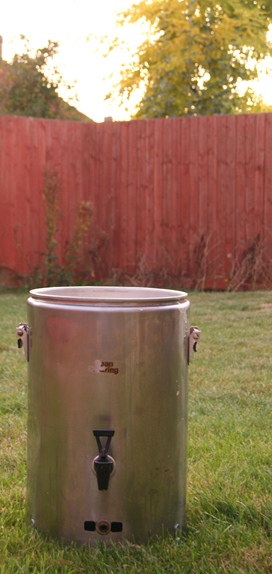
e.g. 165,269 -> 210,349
187,326 -> 201,364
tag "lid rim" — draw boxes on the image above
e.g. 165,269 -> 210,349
29,286 -> 188,304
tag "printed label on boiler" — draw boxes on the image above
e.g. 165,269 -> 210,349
88,360 -> 119,375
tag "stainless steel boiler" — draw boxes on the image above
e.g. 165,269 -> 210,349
16,286 -> 200,545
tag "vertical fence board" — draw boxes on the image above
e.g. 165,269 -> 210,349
206,115 -> 218,287
8,118 -> 22,270
100,121 -> 112,241
173,118 -> 181,273
108,121 -> 120,273
95,123 -> 106,255
146,119 -> 155,266
153,119 -> 163,263
264,114 -> 272,248
179,116 -> 190,277
188,117 -> 199,279
245,115 -> 256,244
217,115 -> 229,280
254,114 -> 265,237
225,114 -> 236,282
198,116 -> 208,234
162,119 -> 173,256
170,116 -> 180,274
135,120 -> 145,268
117,122 -> 129,270
99,121 -> 113,272
235,114 -> 247,256
125,120 -> 137,272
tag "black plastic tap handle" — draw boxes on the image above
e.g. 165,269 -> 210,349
92,430 -> 115,491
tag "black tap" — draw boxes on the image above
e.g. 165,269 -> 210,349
93,430 -> 115,491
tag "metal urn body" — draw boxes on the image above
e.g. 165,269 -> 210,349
22,286 -> 192,545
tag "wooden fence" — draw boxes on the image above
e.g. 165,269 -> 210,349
1,113 -> 272,289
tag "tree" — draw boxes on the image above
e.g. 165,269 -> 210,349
0,36 -> 82,120
108,0 -> 272,117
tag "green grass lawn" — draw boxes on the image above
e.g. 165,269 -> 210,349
0,288 -> 271,573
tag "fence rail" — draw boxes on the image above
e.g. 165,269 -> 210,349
1,113 -> 272,289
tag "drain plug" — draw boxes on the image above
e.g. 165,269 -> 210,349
96,520 -> 111,535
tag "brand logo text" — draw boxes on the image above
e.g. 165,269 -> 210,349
89,359 -> 119,375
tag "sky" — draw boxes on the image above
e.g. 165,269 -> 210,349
1,0 -> 142,122
1,0 -> 272,122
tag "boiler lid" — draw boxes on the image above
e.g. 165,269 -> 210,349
29,286 -> 188,306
